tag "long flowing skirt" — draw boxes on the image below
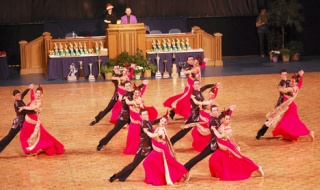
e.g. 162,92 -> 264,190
163,77 -> 193,119
209,139 -> 258,180
272,99 -> 310,141
143,139 -> 187,186
191,110 -> 211,152
20,114 -> 65,156
124,106 -> 158,155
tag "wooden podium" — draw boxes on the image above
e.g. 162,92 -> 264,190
107,23 -> 146,58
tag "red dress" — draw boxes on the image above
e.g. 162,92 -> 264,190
109,84 -> 146,124
209,125 -> 259,180
272,77 -> 310,140
191,110 -> 211,152
123,105 -> 158,155
143,128 -> 187,186
163,76 -> 194,119
20,89 -> 65,156
191,88 -> 218,152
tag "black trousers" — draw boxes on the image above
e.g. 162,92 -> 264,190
99,120 -> 127,146
170,116 -> 195,145
114,150 -> 146,181
0,127 -> 20,153
258,32 -> 268,56
184,144 -> 214,171
94,98 -> 117,123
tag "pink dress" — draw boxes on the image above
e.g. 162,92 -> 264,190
272,77 -> 310,140
109,84 -> 146,124
191,110 -> 211,152
163,76 -> 194,119
209,126 -> 259,180
123,105 -> 158,155
20,90 -> 65,156
143,128 -> 187,186
191,87 -> 218,152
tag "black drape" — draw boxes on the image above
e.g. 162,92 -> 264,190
0,0 -> 259,24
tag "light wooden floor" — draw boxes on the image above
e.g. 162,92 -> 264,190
0,73 -> 319,190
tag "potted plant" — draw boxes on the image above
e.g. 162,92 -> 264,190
267,0 -> 304,49
287,40 -> 303,61
280,48 -> 291,62
142,57 -> 157,78
100,65 -> 114,80
270,50 -> 280,62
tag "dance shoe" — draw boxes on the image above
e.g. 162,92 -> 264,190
258,166 -> 264,177
96,144 -> 103,151
310,131 -> 315,141
184,172 -> 191,182
109,174 -> 116,182
89,121 -> 96,126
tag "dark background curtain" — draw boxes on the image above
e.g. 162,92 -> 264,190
0,0 -> 319,65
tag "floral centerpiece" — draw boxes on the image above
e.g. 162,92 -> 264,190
270,50 -> 280,63
270,50 -> 280,57
134,66 -> 144,79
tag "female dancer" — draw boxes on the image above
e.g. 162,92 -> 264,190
143,115 -> 188,186
209,109 -> 264,180
109,65 -> 138,124
265,70 -> 314,141
191,85 -> 219,152
19,85 -> 65,156
123,87 -> 158,154
164,56 -> 206,120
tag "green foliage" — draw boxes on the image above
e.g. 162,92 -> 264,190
280,48 -> 290,56
100,65 -> 113,73
267,0 -> 304,48
286,40 -> 303,54
141,57 -> 157,73
268,30 -> 282,52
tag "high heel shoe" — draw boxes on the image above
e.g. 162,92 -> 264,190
309,131 -> 315,142
258,166 -> 264,177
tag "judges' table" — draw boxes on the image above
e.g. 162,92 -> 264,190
147,49 -> 204,74
46,55 -> 108,80
0,56 -> 9,79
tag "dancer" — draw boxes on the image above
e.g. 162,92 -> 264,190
109,109 -> 162,182
123,87 -> 158,154
108,65 -> 137,124
143,115 -> 187,186
265,70 -> 314,141
170,79 -> 217,146
19,85 -> 65,156
209,109 -> 264,180
183,105 -> 235,181
165,56 -> 207,120
256,69 -> 291,139
191,85 -> 219,152
89,65 -> 121,126
96,80 -> 148,151
0,84 -> 35,153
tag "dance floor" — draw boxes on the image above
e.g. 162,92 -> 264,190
0,71 -> 319,189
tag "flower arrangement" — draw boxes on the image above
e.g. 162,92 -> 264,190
270,50 -> 280,57
134,66 -> 144,75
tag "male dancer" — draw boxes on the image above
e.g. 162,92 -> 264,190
183,105 -> 235,181
109,109 -> 162,182
170,80 -> 216,146
256,69 -> 293,139
0,84 -> 36,153
90,65 -> 121,126
96,80 -> 148,151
